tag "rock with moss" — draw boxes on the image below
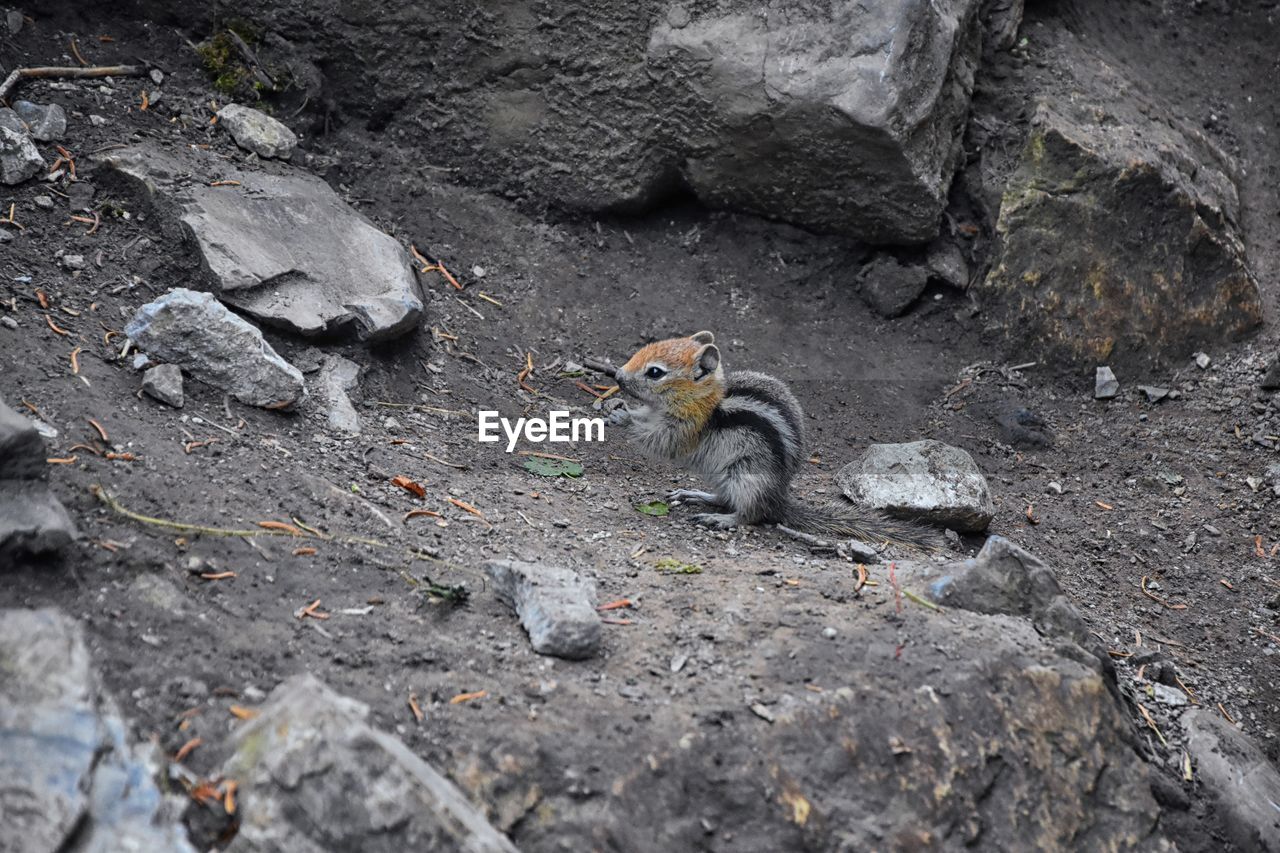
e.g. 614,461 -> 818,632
980,88 -> 1261,368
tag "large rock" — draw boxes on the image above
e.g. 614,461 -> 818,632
647,0 -> 982,243
484,559 -> 602,660
197,0 -> 980,244
216,103 -> 297,159
858,255 -> 930,318
0,608 -> 197,853
125,288 -> 306,409
506,603 -> 1160,850
838,439 -> 994,532
981,94 -> 1262,367
0,398 -> 77,558
1182,709 -> 1280,851
97,145 -> 424,341
0,112 -> 43,185
222,674 -> 518,853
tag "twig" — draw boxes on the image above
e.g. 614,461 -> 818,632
582,358 -> 618,378
1,64 -> 148,102
224,29 -> 275,89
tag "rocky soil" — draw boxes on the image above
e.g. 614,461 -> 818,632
3,1 -> 1280,851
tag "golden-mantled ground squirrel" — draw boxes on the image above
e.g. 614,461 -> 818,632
610,331 -> 941,549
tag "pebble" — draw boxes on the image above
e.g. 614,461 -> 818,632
1194,352 -> 1211,369
0,316 -> 16,329
383,416 -> 402,431
33,195 -> 53,209
89,114 -> 107,127
60,254 -> 86,270
1046,481 -> 1064,495
1138,385 -> 1170,403
821,626 -> 838,639
1094,366 -> 1119,399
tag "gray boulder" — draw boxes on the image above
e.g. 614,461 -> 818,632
858,255 -> 929,318
222,674 -> 518,853
838,438 -> 994,532
0,398 -> 47,480
981,90 -> 1262,367
1182,709 -> 1280,851
484,559 -> 602,660
648,0 -> 982,243
11,101 -> 68,142
142,364 -> 185,408
125,289 -> 306,410
0,398 -> 78,558
0,115 -> 43,185
0,608 -> 197,853
315,354 -> 361,434
97,145 -> 424,341
216,103 -> 298,159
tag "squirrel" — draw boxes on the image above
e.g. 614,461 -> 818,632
608,330 -> 942,550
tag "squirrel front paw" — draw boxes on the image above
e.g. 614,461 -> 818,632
607,405 -> 632,428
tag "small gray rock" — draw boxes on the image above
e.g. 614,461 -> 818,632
1138,385 -> 1169,403
12,101 -> 68,142
315,355 -> 361,435
1182,708 -> 1280,851
0,120 -> 44,185
0,310 -> 16,322
0,480 -> 79,557
0,398 -> 47,480
6,9 -> 22,34
67,181 -> 94,212
89,114 -> 108,128
33,195 -> 53,209
1261,359 -> 1280,391
1095,366 -> 1119,399
925,240 -> 969,288
131,352 -> 153,371
60,254 -> 86,270
1194,351 -> 1211,370
859,255 -> 929,319
838,439 -> 994,532
484,559 -> 602,659
217,103 -> 298,159
1149,683 -> 1188,707
141,364 -> 184,408
125,288 -> 305,410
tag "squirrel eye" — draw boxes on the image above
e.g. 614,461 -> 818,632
644,366 -> 666,380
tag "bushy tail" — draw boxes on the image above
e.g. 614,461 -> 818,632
779,497 -> 945,552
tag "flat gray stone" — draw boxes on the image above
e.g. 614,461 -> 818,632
0,120 -> 43,185
125,288 -> 306,410
1262,359 -> 1280,390
222,674 -> 518,853
859,255 -> 929,318
0,481 -> 78,558
11,101 -> 67,143
1095,366 -> 1119,399
98,145 -> 424,341
217,103 -> 297,159
141,363 -> 184,408
0,608 -> 197,853
1182,709 -> 1280,851
838,439 -> 994,532
895,536 -> 1092,650
0,398 -> 47,480
315,354 -> 361,434
484,559 -> 602,659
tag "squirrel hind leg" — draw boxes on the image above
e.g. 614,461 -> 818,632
690,511 -> 741,530
667,488 -> 722,507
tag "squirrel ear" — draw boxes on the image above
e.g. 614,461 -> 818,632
693,343 -> 720,379
691,331 -> 715,345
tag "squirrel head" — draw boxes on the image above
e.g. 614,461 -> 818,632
616,331 -> 724,428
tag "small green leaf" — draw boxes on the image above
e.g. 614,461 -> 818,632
655,558 -> 702,574
523,457 -> 584,478
635,500 -> 670,517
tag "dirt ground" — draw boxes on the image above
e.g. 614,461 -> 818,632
2,1 -> 1279,850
